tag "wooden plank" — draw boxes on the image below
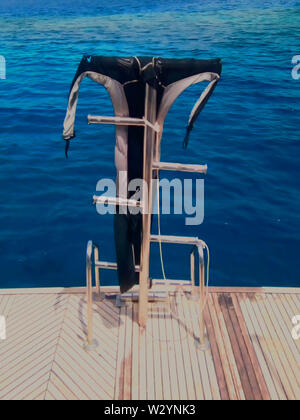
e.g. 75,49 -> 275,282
101,297 -> 120,317
220,293 -> 260,400
4,297 -> 64,339
239,293 -> 282,400
32,389 -> 47,401
196,294 -> 221,400
4,365 -> 51,401
169,293 -> 188,399
0,295 -> 15,317
207,294 -> 237,400
0,333 -> 58,381
204,293 -> 229,400
1,286 -> 299,296
6,294 -> 62,325
50,299 -> 114,401
0,313 -> 63,362
54,349 -> 101,399
157,306 -> 172,400
253,294 -> 296,399
180,292 -> 205,400
44,387 -> 58,401
46,371 -> 76,400
212,293 -> 245,399
292,293 -> 300,305
123,304 -> 133,400
151,305 -> 164,400
203,342 -> 222,400
267,295 -> 300,360
3,296 -> 64,328
146,302 -> 155,400
57,331 -> 113,398
79,298 -> 119,329
131,304 -> 139,400
0,310 -> 63,364
62,313 -> 117,380
263,288 -> 300,295
277,295 -> 300,354
0,350 -> 53,400
232,294 -> 271,400
189,297 -> 213,400
217,293 -> 254,399
199,302 -> 223,401
15,375 -> 48,401
49,359 -> 89,400
67,295 -> 118,344
242,293 -> 287,400
175,292 -> 196,400
139,322 -> 147,400
0,297 -> 64,387
263,295 -> 300,393
286,294 -> 300,320
164,298 -> 180,399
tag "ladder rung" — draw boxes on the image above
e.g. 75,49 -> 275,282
93,195 -> 142,208
119,291 -> 168,302
88,115 -> 144,126
152,161 -> 207,174
95,260 -> 140,272
151,234 -> 202,246
152,279 -> 193,287
88,115 -> 160,133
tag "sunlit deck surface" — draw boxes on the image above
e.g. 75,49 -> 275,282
0,285 -> 299,400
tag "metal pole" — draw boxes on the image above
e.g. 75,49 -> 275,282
138,83 -> 157,328
87,259 -> 93,345
190,249 -> 197,298
94,247 -> 101,297
83,241 -> 98,351
199,245 -> 205,345
197,244 -> 209,350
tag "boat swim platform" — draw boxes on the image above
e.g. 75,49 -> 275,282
0,284 -> 299,400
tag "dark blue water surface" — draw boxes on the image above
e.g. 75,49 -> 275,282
0,1 -> 299,288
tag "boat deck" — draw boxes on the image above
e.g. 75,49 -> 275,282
0,285 -> 299,400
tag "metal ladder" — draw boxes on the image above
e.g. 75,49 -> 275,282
84,83 -> 209,350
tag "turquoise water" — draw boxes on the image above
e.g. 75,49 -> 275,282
0,1 -> 299,288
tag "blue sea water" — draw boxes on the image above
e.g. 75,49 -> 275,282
0,1 -> 299,289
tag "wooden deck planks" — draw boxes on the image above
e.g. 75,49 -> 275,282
173,293 -> 193,399
232,294 -> 271,400
212,293 -> 246,399
151,305 -> 164,400
170,293 -> 189,400
157,306 -> 172,400
0,287 -> 299,400
250,294 -> 295,399
219,293 -> 261,400
163,301 -> 180,399
180,293 -> 206,400
204,294 -> 230,400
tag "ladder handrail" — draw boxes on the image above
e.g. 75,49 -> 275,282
87,114 -> 160,133
152,161 -> 207,174
93,195 -> 143,208
85,240 -> 101,350
85,237 -> 208,350
190,244 -> 207,347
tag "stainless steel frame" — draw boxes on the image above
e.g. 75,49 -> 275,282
84,82 -> 210,350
